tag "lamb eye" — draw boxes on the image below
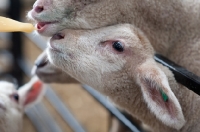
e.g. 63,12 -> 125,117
112,41 -> 124,52
12,93 -> 19,102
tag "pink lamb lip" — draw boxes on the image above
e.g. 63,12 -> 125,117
36,21 -> 57,33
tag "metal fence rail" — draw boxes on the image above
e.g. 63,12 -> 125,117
154,54 -> 200,96
8,0 -> 24,86
82,85 -> 141,132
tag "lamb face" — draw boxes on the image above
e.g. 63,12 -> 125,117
47,24 -> 186,130
28,0 -> 74,36
47,24 -> 144,88
0,77 -> 45,132
0,81 -> 22,132
0,81 -> 21,117
28,0 -> 113,36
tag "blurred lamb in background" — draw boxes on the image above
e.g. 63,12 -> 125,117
0,76 -> 45,132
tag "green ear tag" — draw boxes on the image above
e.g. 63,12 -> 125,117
160,89 -> 168,102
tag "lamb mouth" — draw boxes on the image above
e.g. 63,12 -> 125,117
36,21 -> 58,32
35,55 -> 48,68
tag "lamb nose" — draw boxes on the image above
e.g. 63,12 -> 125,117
34,6 -> 44,13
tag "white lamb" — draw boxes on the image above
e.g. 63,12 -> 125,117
43,24 -> 200,132
0,76 -> 45,132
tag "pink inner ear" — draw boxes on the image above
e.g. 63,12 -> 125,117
24,81 -> 43,106
142,78 -> 177,119
149,88 -> 176,118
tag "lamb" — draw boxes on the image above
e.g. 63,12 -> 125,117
43,24 -> 200,132
28,0 -> 200,62
0,76 -> 45,132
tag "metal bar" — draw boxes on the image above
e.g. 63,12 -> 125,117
25,106 -> 50,132
18,59 -> 63,132
82,85 -> 141,132
18,58 -> 32,77
35,103 -> 63,132
45,87 -> 86,132
25,33 -> 46,50
154,54 -> 200,96
8,0 -> 23,86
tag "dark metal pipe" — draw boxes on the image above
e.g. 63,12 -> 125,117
7,0 -> 24,86
45,87 -> 86,132
155,54 -> 200,96
82,85 -> 141,132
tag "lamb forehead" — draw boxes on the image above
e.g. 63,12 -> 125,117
72,24 -> 137,44
98,24 -> 135,36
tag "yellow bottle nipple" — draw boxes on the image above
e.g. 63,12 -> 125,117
0,16 -> 36,33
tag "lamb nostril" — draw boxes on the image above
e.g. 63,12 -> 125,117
52,33 -> 65,40
35,6 -> 44,13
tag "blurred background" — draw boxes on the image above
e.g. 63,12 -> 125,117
0,0 -> 110,132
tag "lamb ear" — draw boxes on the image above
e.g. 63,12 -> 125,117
136,60 -> 185,130
18,76 -> 46,109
